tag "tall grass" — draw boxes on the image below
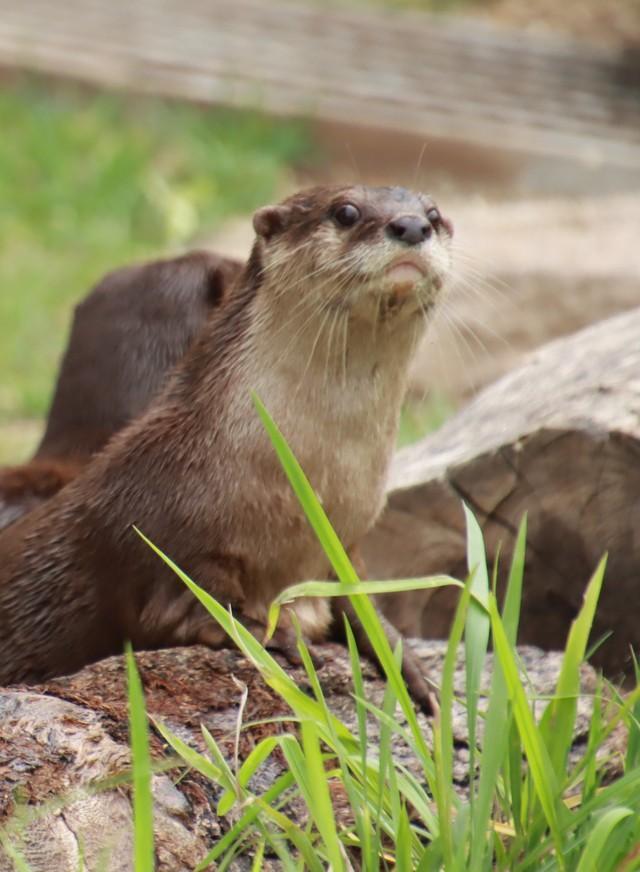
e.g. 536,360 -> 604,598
133,399 -> 640,870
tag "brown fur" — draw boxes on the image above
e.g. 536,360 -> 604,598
0,250 -> 242,530
0,185 -> 452,713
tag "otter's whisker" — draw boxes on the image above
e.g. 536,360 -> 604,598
268,263 -> 356,362
323,307 -> 343,390
270,297 -> 331,370
340,308 -> 349,389
264,269 -> 356,350
372,287 -> 384,344
293,302 -> 336,395
451,269 -> 510,308
433,303 -> 486,394
412,141 -> 428,189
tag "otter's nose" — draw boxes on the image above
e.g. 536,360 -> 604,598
386,215 -> 432,246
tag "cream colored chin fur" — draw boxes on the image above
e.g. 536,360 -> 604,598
225,235 -> 450,639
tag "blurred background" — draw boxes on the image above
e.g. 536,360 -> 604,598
0,0 -> 639,461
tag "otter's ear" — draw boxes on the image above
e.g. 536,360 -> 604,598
204,263 -> 228,307
203,256 -> 243,306
252,205 -> 293,240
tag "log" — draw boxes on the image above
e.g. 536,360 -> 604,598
0,643 -> 610,871
367,306 -> 640,676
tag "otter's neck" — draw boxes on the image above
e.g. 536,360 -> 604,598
173,266 -> 428,454
241,279 -> 426,427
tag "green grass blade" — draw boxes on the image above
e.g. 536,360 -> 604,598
597,816 -> 638,872
125,645 -> 155,872
153,719 -> 228,786
506,714 -> 524,839
488,595 -> 566,863
267,576 -> 462,637
195,772 -> 296,870
200,725 -> 243,816
277,735 -> 332,872
502,514 -> 527,646
257,805 -> 323,872
0,832 -> 32,872
344,617 -> 368,759
250,839 -> 266,872
469,515 -> 527,870
575,807 -> 634,872
201,724 -> 237,787
258,838 -> 298,872
339,588 -> 438,786
417,838 -> 444,872
625,651 -> 640,773
580,677 -> 604,805
136,529 -> 358,750
253,393 -> 357,585
250,399 -> 438,787
216,734 -> 283,824
386,652 -> 407,826
540,555 -> 607,779
396,804 -> 414,871
299,720 -> 344,871
462,504 -> 491,865
237,736 -> 281,789
434,578 -> 472,870
342,615 -> 385,863
293,619 -> 378,866
271,577 -> 461,603
374,667 -> 399,838
469,650 -> 511,869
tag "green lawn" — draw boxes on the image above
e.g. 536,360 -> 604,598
0,76 -> 311,443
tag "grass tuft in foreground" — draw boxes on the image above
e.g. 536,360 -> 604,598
131,399 -> 640,870
3,407 -> 640,870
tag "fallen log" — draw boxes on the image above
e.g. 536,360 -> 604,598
0,643 -> 608,871
368,306 -> 640,676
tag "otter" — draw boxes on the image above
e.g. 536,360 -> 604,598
0,185 -> 453,712
0,250 -> 243,530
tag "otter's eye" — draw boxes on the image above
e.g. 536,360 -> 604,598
426,207 -> 441,228
333,203 -> 361,227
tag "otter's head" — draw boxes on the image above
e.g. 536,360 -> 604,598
251,184 -> 453,323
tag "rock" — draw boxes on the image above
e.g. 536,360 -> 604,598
0,642 -> 616,871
